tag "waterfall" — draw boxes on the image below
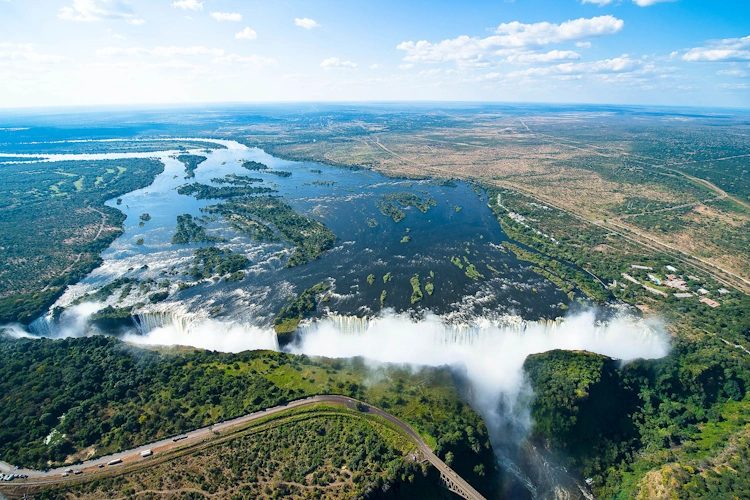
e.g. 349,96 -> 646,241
133,308 -> 205,335
29,315 -> 53,337
298,313 -> 566,348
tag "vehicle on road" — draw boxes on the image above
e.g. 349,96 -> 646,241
141,450 -> 153,457
107,459 -> 122,466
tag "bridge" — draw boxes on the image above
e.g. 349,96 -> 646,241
0,395 -> 486,500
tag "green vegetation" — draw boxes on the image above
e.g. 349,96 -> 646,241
487,188 -> 611,303
0,158 -> 164,324
382,191 -> 437,213
273,283 -> 331,336
462,256 -> 485,280
375,200 -> 406,223
175,154 -> 207,179
69,277 -> 137,307
304,180 -> 337,186
171,213 -> 224,244
38,407 -> 447,500
409,274 -> 423,304
383,272 -> 393,283
135,238 -> 144,245
380,289 -> 387,307
211,173 -> 264,185
139,213 -> 151,222
366,217 -> 379,228
241,160 -> 268,171
450,255 -> 464,269
400,235 -> 411,243
239,161 -> 292,177
266,169 -> 293,177
455,206 -> 462,212
177,182 -> 276,199
148,290 -> 169,303
205,196 -> 336,267
188,246 -> 249,281
425,282 -> 435,295
0,334 -> 496,495
367,273 -> 375,285
310,168 -> 323,173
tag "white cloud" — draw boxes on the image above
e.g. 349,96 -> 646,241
59,0 -> 139,22
581,0 -> 614,5
506,55 -> 642,78
369,63 -> 381,69
235,27 -> 257,40
210,12 -> 242,22
718,83 -> 749,90
632,0 -> 677,5
171,0 -> 202,11
397,16 -> 623,64
576,41 -> 592,48
0,43 -> 67,63
295,17 -> 321,29
505,50 -> 581,63
212,54 -> 276,66
683,35 -> 750,62
127,18 -> 145,25
97,46 -> 225,57
399,63 -> 414,70
320,57 -> 357,69
717,69 -> 748,77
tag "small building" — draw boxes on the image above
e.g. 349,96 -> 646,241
674,293 -> 693,298
698,288 -> 709,295
666,265 -> 677,272
700,297 -> 720,308
664,278 -> 688,291
631,265 -> 653,270
718,288 -> 730,295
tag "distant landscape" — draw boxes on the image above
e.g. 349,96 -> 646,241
0,104 -> 747,500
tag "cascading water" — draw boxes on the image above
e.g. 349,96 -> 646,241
133,308 -> 205,335
291,310 -> 669,500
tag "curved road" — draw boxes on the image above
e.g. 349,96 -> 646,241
0,395 -> 485,500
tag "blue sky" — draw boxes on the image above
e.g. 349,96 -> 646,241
1,0 -> 749,108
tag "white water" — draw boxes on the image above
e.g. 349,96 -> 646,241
292,310 -> 667,415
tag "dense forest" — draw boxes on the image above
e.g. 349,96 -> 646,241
0,158 -> 164,324
0,335 -> 498,497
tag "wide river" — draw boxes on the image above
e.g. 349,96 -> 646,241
4,138 -> 669,500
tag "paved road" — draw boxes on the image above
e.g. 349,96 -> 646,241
0,395 -> 486,500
